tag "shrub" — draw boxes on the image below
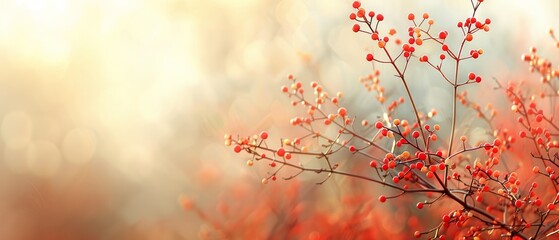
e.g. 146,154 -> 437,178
215,1 -> 559,239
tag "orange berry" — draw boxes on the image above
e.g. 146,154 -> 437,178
533,166 -> 540,174
378,40 -> 386,48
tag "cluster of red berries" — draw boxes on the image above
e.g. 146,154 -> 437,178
226,1 -> 559,239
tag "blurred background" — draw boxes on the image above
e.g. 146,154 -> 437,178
0,0 -> 558,239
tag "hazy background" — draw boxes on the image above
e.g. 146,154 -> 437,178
0,0 -> 558,239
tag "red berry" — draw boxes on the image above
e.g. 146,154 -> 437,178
412,131 -> 420,138
349,145 -> 357,152
277,147 -> 285,157
493,138 -> 502,146
471,51 -> 479,58
438,31 -> 447,39
515,200 -> 523,208
375,121 -> 383,129
442,44 -> 449,51
338,107 -> 347,117
476,195 -> 483,202
381,128 -> 388,136
369,160 -> 377,168
429,165 -> 437,172
382,164 -> 389,171
468,72 -> 476,80
376,14 -> 384,21
548,203 -> 555,210
352,24 -> 360,32
366,53 -> 374,61
349,13 -> 356,20
260,131 -> 269,140
352,1 -> 361,8
408,13 -> 415,21
418,152 -> 426,160
535,199 -> 542,206
379,195 -> 387,203
416,202 -> 424,209
475,21 -> 483,28
234,145 -> 242,153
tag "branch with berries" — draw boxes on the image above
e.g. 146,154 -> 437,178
221,0 -> 559,239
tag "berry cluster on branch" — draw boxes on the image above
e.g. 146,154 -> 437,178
218,0 -> 559,239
